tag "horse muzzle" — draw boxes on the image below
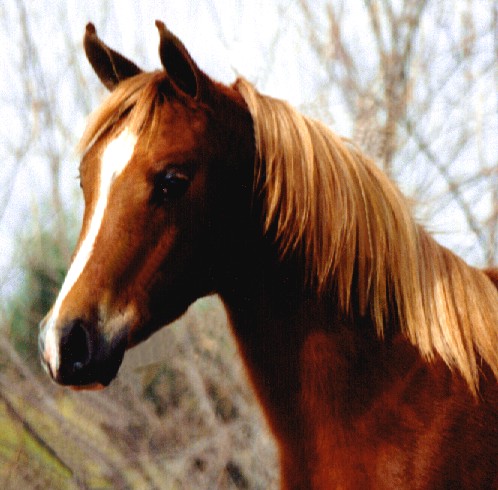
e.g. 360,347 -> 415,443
38,316 -> 128,389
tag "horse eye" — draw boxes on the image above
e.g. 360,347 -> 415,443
153,169 -> 190,202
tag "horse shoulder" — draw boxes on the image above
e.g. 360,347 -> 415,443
297,331 -> 498,489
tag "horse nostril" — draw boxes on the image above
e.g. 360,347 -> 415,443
73,361 -> 84,371
60,320 -> 92,376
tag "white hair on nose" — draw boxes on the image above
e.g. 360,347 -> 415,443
43,128 -> 138,373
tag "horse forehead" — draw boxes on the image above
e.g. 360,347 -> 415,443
88,103 -> 209,185
80,127 -> 138,212
153,103 -> 210,149
82,127 -> 137,179
100,128 -> 138,176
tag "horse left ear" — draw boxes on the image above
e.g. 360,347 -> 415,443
84,23 -> 143,91
155,20 -> 204,100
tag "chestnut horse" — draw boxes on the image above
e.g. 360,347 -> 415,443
39,22 -> 498,489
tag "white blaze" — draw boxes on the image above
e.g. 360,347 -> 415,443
43,128 -> 138,373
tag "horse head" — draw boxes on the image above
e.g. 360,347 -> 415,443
38,22 -> 253,388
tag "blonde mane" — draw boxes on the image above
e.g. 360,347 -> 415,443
235,78 -> 498,393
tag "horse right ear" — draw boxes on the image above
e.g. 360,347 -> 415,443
84,23 -> 142,91
155,20 -> 205,100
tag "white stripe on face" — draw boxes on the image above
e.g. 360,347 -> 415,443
43,128 -> 138,373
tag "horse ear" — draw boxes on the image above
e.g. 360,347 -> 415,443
84,23 -> 142,91
155,20 -> 203,99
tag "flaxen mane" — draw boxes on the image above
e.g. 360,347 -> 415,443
235,78 -> 498,394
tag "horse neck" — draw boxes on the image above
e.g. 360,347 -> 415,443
213,84 -> 435,446
218,240 -> 404,422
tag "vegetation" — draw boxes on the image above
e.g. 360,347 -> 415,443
6,222 -> 71,368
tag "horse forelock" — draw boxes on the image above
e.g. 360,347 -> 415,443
235,77 -> 498,394
78,71 -> 167,156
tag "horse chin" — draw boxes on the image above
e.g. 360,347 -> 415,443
69,383 -> 107,391
125,324 -> 160,350
126,307 -> 192,348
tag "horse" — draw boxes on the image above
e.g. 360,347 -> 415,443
38,21 -> 498,489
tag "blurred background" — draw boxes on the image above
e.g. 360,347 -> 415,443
0,0 -> 496,488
